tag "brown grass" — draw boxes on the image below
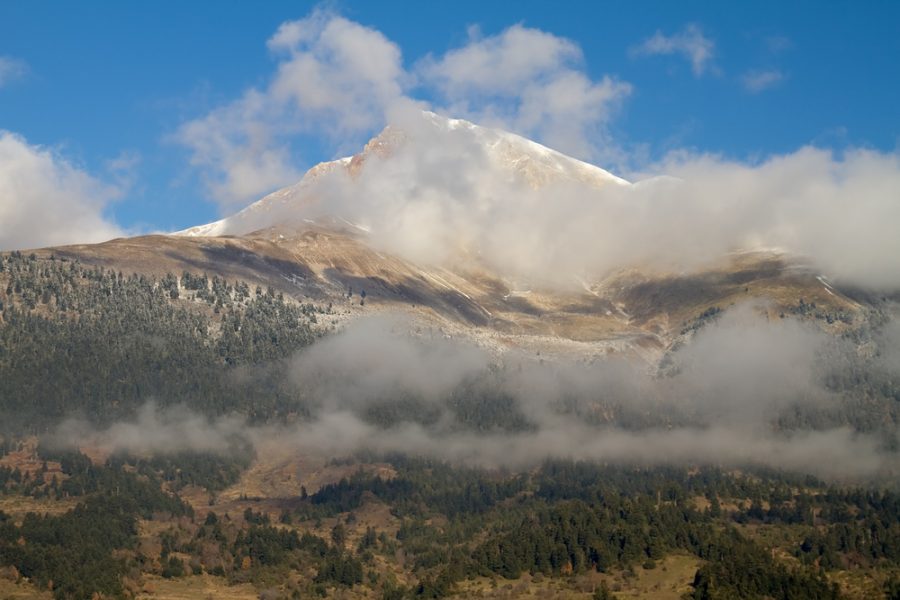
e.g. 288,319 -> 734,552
451,553 -> 700,599
0,576 -> 52,600
0,495 -> 79,524
134,574 -> 260,600
0,438 -> 64,483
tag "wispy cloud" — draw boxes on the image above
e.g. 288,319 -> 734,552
741,69 -> 785,93
0,56 -> 27,88
0,131 -> 124,250
631,24 -> 715,77
765,35 -> 792,55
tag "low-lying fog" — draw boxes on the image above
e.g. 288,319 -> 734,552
54,305 -> 900,482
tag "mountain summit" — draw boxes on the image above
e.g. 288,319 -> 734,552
178,111 -> 629,238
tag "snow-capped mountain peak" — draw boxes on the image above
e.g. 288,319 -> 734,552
177,111 -> 629,238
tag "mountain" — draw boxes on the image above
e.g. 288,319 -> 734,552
176,112 -> 629,238
17,112 -> 869,363
2,114 -> 898,600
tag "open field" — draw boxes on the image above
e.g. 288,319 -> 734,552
0,577 -> 51,600
133,575 -> 260,600
0,495 -> 78,524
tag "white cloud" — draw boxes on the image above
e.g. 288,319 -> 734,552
0,131 -> 123,250
267,11 -> 413,134
632,146 -> 900,289
174,89 -> 302,209
419,24 -> 631,162
0,56 -> 27,87
632,24 -> 715,76
266,112 -> 900,289
419,24 -> 582,97
176,10 -> 417,210
176,16 -> 631,208
742,69 -> 786,93
172,11 -> 900,290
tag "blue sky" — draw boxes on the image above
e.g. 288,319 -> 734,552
0,0 -> 898,244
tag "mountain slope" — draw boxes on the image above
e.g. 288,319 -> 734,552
30,229 -> 865,366
9,112 -> 875,364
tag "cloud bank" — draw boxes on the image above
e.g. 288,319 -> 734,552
176,11 -> 900,291
269,112 -> 900,290
0,131 -> 123,250
56,308 -> 900,482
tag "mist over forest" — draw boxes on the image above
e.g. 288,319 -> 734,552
47,304 -> 900,482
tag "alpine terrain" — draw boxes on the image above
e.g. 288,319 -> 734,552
1,112 -> 899,600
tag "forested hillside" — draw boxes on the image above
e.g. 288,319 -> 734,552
3,448 -> 900,599
0,252 -> 324,430
2,252 -> 899,439
2,253 -> 900,599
